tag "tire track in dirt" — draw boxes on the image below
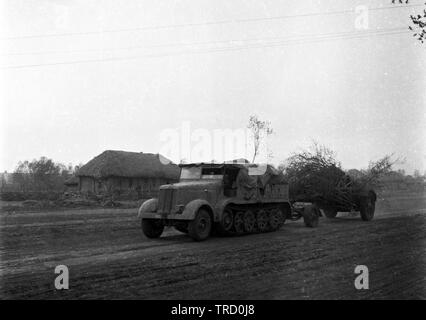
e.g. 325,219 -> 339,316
0,206 -> 425,299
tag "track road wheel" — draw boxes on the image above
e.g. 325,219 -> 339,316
141,219 -> 164,238
303,206 -> 319,228
243,210 -> 256,233
360,192 -> 376,221
217,209 -> 233,235
234,212 -> 245,234
256,209 -> 269,232
269,208 -> 284,231
188,209 -> 212,241
323,208 -> 338,218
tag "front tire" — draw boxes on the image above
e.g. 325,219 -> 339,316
188,209 -> 212,241
141,219 -> 164,238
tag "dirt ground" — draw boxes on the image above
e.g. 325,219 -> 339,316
0,194 -> 425,299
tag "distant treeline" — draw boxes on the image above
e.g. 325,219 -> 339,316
1,155 -> 425,202
1,157 -> 82,193
374,170 -> 425,193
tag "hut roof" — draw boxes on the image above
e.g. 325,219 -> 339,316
64,176 -> 79,186
77,150 -> 180,179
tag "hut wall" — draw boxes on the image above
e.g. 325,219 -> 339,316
79,177 -> 95,193
65,184 -> 79,192
79,176 -> 178,199
111,177 -> 176,199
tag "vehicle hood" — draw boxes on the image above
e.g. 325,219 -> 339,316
160,180 -> 221,190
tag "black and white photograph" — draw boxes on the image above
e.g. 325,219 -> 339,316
0,0 -> 425,305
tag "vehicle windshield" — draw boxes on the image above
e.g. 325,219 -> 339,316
180,166 -> 224,180
180,167 -> 202,180
201,167 -> 223,180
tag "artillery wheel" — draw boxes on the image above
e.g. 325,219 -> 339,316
256,209 -> 269,232
243,210 -> 256,233
303,206 -> 319,228
360,192 -> 376,221
269,208 -> 284,231
234,212 -> 245,234
141,219 -> 164,238
188,209 -> 212,241
323,208 -> 338,219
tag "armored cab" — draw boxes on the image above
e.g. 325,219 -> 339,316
138,162 -> 318,241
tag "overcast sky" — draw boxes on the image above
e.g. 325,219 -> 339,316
1,0 -> 425,174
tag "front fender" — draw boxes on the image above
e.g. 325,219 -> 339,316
137,198 -> 158,219
214,198 -> 234,220
180,199 -> 214,221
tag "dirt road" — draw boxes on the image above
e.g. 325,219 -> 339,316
0,196 -> 425,300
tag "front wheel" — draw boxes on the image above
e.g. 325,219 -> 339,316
141,219 -> 164,238
188,209 -> 212,241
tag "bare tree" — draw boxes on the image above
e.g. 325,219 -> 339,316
393,0 -> 426,43
409,3 -> 426,43
413,169 -> 421,178
247,115 -> 273,163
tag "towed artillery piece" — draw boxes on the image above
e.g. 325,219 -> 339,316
295,188 -> 377,221
288,169 -> 377,222
138,162 -> 320,241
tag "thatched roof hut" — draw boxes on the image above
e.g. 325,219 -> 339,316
77,150 -> 180,179
64,175 -> 79,192
64,176 -> 79,186
76,151 -> 180,198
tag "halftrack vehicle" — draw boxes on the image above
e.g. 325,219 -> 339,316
138,162 -> 320,241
